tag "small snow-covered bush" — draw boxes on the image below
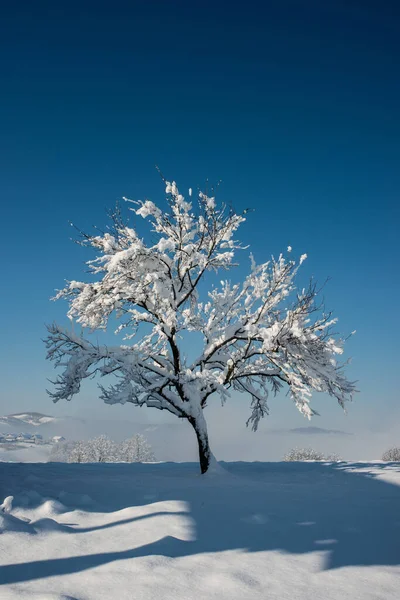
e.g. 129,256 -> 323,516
326,453 -> 342,462
283,447 -> 342,462
284,448 -> 324,461
382,447 -> 400,462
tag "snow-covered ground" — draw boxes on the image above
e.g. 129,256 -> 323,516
0,461 -> 399,599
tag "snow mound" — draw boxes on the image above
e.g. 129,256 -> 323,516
33,499 -> 68,518
0,512 -> 32,534
1,495 -> 14,513
202,454 -> 231,478
31,518 -> 70,533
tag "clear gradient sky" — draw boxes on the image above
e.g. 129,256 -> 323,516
1,1 -> 399,435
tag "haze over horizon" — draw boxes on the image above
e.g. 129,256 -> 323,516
1,1 -> 399,458
0,409 -> 395,463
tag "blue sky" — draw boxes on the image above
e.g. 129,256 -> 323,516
1,1 -> 399,435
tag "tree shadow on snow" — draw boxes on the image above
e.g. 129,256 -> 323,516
1,461 -> 400,585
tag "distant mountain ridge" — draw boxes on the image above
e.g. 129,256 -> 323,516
0,412 -> 138,439
267,425 -> 352,436
4,412 -> 57,426
0,413 -> 58,431
289,426 -> 352,436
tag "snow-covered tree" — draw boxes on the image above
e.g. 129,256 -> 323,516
84,435 -> 118,463
49,441 -> 77,462
67,441 -> 88,463
120,434 -> 156,463
49,435 -> 155,463
45,176 -> 356,473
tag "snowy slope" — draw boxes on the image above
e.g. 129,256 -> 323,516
0,461 -> 399,600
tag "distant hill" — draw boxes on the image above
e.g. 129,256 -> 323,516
266,425 -> 353,437
0,411 -> 137,439
6,412 -> 56,425
0,412 -> 60,433
288,426 -> 352,436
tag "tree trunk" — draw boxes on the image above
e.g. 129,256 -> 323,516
188,413 -> 211,474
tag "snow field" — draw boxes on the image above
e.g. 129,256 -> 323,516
0,461 -> 399,599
